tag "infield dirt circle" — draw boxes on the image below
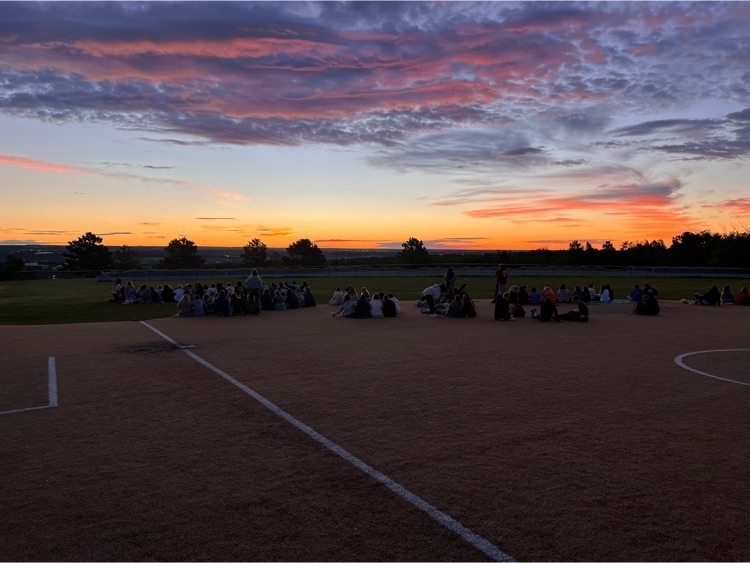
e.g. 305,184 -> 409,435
1,300 -> 749,561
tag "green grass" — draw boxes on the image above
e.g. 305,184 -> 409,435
1,275 -> 747,325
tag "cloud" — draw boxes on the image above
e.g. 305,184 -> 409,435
196,217 -> 236,220
2,1 -> 748,154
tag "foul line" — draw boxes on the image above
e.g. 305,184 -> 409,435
140,321 -> 514,562
674,349 -> 750,388
0,357 -> 58,415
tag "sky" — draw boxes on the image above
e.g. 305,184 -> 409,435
1,1 -> 749,251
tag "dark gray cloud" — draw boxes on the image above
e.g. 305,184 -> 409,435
1,1 -> 749,173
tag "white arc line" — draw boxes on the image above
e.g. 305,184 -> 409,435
140,321 -> 514,562
674,349 -> 750,387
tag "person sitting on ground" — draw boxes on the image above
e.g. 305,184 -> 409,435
445,295 -> 465,318
512,302 -> 526,318
507,285 -> 519,304
369,293 -> 384,317
541,285 -> 558,304
420,283 -> 446,314
260,288 -> 274,311
285,288 -> 299,310
529,286 -> 542,305
721,285 -> 734,305
136,284 -> 152,304
215,290 -> 230,316
329,287 -> 344,306
203,294 -> 215,315
581,285 -> 592,303
734,287 -> 750,306
557,284 -> 571,304
273,290 -> 287,311
382,294 -> 398,317
587,283 -> 598,301
332,294 -> 357,317
149,285 -> 160,303
123,281 -> 137,304
303,286 -> 316,307
354,294 -> 372,318
462,294 -> 477,318
110,279 -> 124,303
174,285 -> 186,302
230,291 -> 246,315
694,285 -> 721,306
360,287 -> 371,301
494,292 -> 513,321
175,293 -> 193,317
192,295 -> 205,316
387,294 -> 402,314
519,285 -> 530,305
572,285 -> 584,302
599,284 -> 611,303
628,284 -> 643,303
561,295 -> 588,322
642,283 -> 658,297
533,297 -> 560,322
605,283 -> 615,300
633,290 -> 660,316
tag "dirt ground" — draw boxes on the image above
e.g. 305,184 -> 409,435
1,299 -> 749,561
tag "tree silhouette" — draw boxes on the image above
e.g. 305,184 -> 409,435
242,238 -> 268,267
285,238 -> 326,266
399,237 -> 430,264
112,245 -> 140,270
63,232 -> 112,272
161,237 -> 205,269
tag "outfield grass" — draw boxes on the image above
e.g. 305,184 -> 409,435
1,275 -> 747,325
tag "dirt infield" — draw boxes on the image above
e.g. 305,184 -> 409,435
1,300 -> 749,561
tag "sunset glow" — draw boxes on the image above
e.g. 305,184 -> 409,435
1,1 -> 749,251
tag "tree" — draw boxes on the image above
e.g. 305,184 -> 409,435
285,238 -> 326,267
161,237 -> 205,269
63,232 -> 113,272
112,245 -> 140,270
399,236 -> 430,264
242,238 -> 267,267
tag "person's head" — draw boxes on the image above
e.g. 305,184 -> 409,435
634,284 -> 640,289
723,285 -> 731,292
531,286 -> 537,292
439,283 -> 447,291
559,284 -> 566,290
447,267 -> 454,273
545,297 -> 552,304
115,278 -> 121,284
251,269 -> 258,276
343,294 -> 351,301
126,281 -> 133,287
335,287 -> 341,292
741,287 -> 748,293
572,295 -> 580,303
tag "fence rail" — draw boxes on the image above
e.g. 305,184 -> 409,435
96,265 -> 750,282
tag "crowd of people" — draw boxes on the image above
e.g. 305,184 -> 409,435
688,285 -> 750,306
108,264 -> 749,321
109,270 -> 319,317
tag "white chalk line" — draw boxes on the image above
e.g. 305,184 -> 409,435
0,356 -> 58,415
674,349 -> 750,388
139,321 -> 514,562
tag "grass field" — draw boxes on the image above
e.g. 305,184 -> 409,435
1,274 -> 748,325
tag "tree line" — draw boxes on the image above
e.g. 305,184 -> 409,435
3,230 -> 749,277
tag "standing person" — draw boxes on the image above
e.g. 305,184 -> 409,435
444,267 -> 457,292
245,269 -> 264,300
494,264 -> 508,301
